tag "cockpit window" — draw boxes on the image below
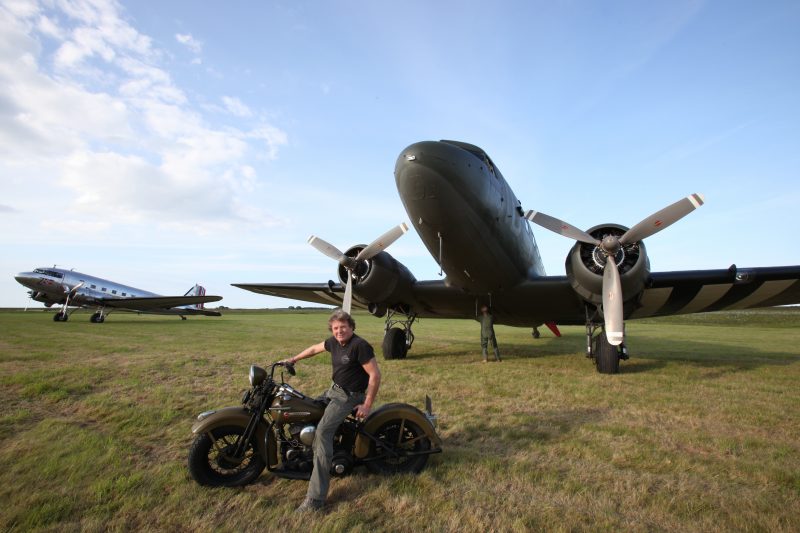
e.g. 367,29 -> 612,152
34,268 -> 64,279
441,139 -> 497,175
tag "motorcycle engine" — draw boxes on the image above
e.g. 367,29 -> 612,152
298,425 -> 316,446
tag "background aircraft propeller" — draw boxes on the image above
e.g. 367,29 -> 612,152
308,223 -> 409,314
525,193 -> 704,345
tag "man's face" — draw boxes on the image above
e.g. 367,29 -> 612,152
331,319 -> 354,345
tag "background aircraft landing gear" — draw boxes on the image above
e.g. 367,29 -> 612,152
531,327 -> 540,339
382,310 -> 416,360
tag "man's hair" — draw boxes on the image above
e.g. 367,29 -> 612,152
328,308 -> 356,331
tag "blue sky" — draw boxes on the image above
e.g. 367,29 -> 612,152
1,0 -> 798,309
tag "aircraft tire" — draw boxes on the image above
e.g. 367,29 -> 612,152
594,333 -> 620,374
54,312 -> 68,322
382,327 -> 408,360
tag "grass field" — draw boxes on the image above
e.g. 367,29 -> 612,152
1,308 -> 798,532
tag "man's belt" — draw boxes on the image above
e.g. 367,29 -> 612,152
332,382 -> 365,396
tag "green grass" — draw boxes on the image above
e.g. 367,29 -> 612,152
1,308 -> 798,532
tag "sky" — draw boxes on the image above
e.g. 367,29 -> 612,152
1,0 -> 798,309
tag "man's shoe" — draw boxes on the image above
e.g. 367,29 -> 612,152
295,498 -> 325,513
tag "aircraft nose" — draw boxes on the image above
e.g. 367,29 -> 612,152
14,272 -> 37,287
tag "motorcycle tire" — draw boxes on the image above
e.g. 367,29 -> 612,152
188,425 -> 266,487
366,418 -> 431,475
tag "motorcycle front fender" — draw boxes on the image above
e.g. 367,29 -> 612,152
354,402 -> 442,459
191,406 -> 270,459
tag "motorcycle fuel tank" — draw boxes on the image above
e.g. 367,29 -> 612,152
268,384 -> 325,424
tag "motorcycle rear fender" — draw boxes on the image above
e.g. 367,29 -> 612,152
191,406 -> 269,458
354,402 -> 442,459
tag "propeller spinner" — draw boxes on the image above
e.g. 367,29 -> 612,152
308,223 -> 409,314
525,193 -> 704,345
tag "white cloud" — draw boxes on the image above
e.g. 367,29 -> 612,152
0,0 -> 289,238
175,32 -> 202,54
222,96 -> 252,118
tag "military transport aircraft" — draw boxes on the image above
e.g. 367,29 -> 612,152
15,267 -> 222,322
234,140 -> 800,374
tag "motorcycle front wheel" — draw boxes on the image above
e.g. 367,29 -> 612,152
366,418 -> 431,475
188,425 -> 265,487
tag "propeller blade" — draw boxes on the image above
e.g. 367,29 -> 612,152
63,281 -> 85,294
602,260 -> 624,345
620,193 -> 704,244
307,235 -> 346,263
356,223 -> 410,261
342,276 -> 353,314
524,210 -> 600,245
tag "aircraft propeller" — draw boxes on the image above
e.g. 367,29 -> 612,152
61,281 -> 85,312
308,223 -> 409,314
525,193 -> 704,345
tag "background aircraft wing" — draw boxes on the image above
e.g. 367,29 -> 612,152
93,295 -> 223,316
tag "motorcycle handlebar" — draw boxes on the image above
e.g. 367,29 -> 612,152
270,360 -> 296,377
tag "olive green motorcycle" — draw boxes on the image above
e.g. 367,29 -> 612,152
188,362 -> 442,487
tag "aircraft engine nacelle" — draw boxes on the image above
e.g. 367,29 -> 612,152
565,224 -> 650,306
29,291 -> 53,304
338,247 -> 417,313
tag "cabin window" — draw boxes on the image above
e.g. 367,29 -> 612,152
122,292 -> 127,296
91,284 -> 96,289
101,287 -> 107,292
111,290 -> 117,295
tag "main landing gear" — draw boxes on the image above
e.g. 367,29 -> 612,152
381,309 -> 417,360
90,311 -> 107,323
585,313 -> 629,375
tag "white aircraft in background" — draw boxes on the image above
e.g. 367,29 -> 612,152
14,267 -> 223,322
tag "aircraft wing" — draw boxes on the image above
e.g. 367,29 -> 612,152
231,282 -> 369,309
89,295 -> 223,316
234,265 -> 800,325
629,265 -> 800,320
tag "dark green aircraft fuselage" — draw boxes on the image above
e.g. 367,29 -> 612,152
395,140 -> 545,295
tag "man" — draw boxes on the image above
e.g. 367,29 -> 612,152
283,309 -> 381,512
479,305 -> 501,362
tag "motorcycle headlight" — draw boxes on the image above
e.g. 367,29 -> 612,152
249,365 -> 266,386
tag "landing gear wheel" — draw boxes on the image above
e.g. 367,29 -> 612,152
382,327 -> 408,360
532,327 -> 540,339
594,333 -> 620,374
187,425 -> 265,487
90,313 -> 105,323
53,312 -> 68,322
366,418 -> 431,475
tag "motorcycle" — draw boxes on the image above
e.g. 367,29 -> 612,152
188,362 -> 442,487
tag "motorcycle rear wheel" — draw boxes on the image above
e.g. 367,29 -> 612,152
188,425 -> 265,487
366,418 -> 431,475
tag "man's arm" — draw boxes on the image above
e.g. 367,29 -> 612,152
282,341 -> 326,365
355,358 -> 381,419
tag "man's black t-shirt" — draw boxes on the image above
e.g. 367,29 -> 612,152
324,334 -> 375,393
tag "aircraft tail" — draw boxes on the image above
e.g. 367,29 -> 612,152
184,284 -> 208,309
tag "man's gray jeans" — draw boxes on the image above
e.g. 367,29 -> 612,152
306,384 -> 365,502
